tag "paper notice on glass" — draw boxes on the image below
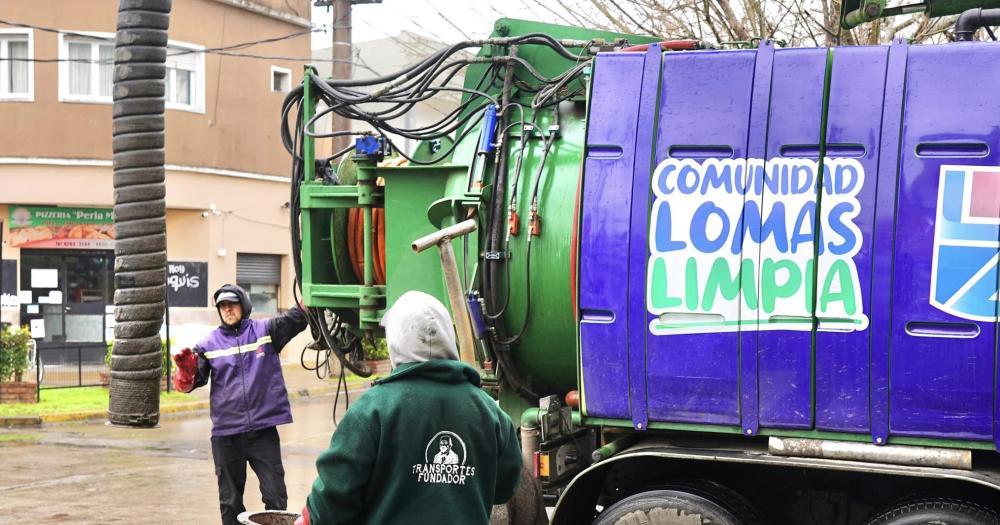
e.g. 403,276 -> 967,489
31,269 -> 58,288
105,305 -> 115,314
38,294 -> 53,304
26,304 -> 39,314
18,290 -> 32,304
48,290 -> 63,304
29,319 -> 45,339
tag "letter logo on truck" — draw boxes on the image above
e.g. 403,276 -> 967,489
645,157 -> 869,335
930,165 -> 1000,321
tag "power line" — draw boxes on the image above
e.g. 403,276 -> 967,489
421,0 -> 471,40
0,17 -> 370,66
0,54 -> 369,66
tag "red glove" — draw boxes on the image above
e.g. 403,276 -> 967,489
172,348 -> 198,392
293,505 -> 310,525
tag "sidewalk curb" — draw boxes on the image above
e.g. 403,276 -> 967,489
1,416 -> 42,428
0,384 -> 371,428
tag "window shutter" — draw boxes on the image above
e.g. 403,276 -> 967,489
236,254 -> 281,285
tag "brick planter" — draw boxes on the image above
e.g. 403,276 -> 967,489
0,382 -> 38,404
364,359 -> 392,376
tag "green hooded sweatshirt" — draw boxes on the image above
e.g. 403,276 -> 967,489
306,359 -> 522,525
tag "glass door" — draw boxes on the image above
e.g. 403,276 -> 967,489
19,250 -> 112,350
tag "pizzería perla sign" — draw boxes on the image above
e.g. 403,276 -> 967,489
646,157 -> 869,336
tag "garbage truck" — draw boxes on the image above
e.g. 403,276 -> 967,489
282,2 -> 1000,523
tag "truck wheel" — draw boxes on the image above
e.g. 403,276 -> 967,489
864,498 -> 1000,525
491,466 -> 547,525
594,481 -> 761,525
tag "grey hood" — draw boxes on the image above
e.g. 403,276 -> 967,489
380,290 -> 459,367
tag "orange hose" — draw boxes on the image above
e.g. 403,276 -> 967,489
346,176 -> 389,285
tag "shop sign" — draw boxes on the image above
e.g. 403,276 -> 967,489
168,261 -> 208,307
8,206 -> 115,249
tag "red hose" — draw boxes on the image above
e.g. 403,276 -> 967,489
622,40 -> 702,52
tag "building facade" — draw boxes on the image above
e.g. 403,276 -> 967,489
0,0 -> 311,365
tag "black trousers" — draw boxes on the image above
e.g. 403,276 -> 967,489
211,426 -> 288,525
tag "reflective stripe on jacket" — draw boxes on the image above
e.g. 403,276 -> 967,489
196,317 -> 294,437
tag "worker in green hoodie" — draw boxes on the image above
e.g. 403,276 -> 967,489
299,290 -> 523,525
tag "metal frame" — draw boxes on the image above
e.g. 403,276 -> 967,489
299,66 -> 385,330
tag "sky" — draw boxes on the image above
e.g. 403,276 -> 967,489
310,0 -> 574,48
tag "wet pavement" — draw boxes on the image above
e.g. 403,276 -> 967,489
0,381 -> 367,524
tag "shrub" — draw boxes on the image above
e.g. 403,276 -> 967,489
362,338 -> 389,361
0,326 -> 32,382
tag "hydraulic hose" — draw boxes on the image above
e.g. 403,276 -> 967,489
955,8 -> 1000,41
487,48 -> 541,402
108,0 -> 171,427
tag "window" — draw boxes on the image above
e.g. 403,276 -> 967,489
271,66 -> 291,93
59,32 -> 204,112
58,33 -> 114,102
236,253 -> 282,314
165,44 -> 203,111
0,30 -> 33,101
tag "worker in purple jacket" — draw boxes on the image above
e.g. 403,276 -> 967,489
173,283 -> 308,525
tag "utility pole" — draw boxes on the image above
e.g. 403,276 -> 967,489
331,0 -> 352,153
315,0 -> 381,152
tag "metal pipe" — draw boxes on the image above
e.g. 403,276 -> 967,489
363,207 -> 373,285
591,434 -> 642,463
411,220 -> 478,252
412,220 -> 478,367
303,68 -> 315,181
520,407 -> 582,428
955,8 -> 1000,41
768,437 -> 972,470
520,422 -> 540,477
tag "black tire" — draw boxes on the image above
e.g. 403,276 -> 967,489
111,351 -> 162,371
113,218 -> 166,240
113,46 -> 167,65
112,149 -> 165,169
113,115 -> 165,135
115,284 -> 167,305
594,481 -> 762,525
115,268 -> 165,288
117,10 -> 171,30
115,183 -> 166,202
113,336 -> 163,356
112,132 -> 165,152
116,234 -> 167,255
114,303 -> 165,322
865,498 -> 1000,525
115,320 -> 162,339
114,168 -> 165,188
115,200 -> 166,222
114,252 -> 167,273
118,0 -> 172,12
491,466 -> 547,525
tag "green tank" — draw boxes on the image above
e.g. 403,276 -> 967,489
293,19 -> 656,408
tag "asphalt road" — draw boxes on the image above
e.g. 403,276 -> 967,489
0,390 -> 362,524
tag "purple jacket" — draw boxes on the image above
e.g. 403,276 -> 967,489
191,285 -> 308,437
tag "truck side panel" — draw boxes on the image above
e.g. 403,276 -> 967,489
579,53 -> 647,419
756,48 -> 828,429
889,43 -> 1000,441
814,45 -> 888,433
642,50 -> 757,425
